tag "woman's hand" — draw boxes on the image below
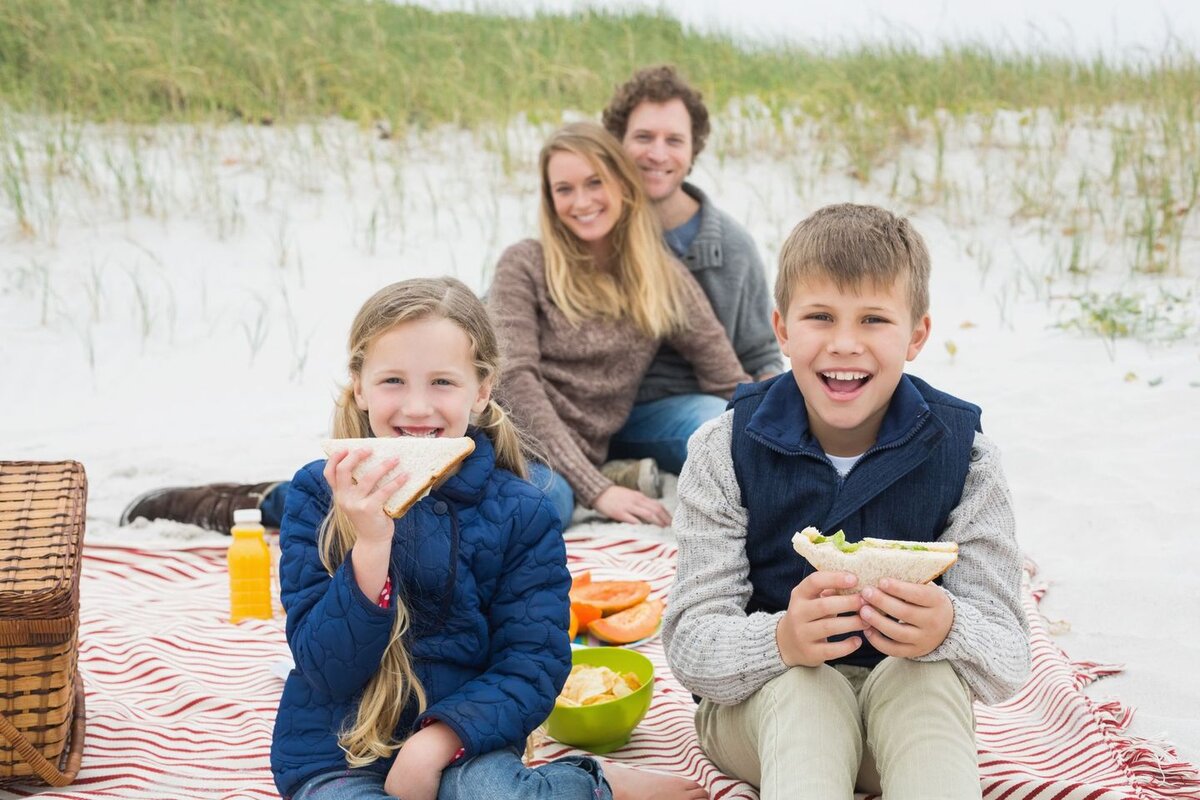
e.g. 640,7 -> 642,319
860,579 -> 954,658
592,486 -> 672,527
322,448 -> 409,547
383,722 -> 461,800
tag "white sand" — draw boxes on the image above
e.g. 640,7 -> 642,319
3,115 -> 1197,764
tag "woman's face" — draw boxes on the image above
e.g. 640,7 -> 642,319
546,150 -> 623,247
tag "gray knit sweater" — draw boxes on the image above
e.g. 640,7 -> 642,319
663,411 -> 1031,707
488,239 -> 750,506
637,184 -> 783,403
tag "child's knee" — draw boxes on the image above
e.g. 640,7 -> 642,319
865,658 -> 969,704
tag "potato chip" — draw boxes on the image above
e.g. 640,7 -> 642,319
555,664 -> 642,707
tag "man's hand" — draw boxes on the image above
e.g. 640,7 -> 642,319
592,485 -> 672,527
776,571 -> 865,667
860,578 -> 953,658
383,722 -> 461,800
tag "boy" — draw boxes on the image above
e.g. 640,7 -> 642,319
662,204 -> 1031,799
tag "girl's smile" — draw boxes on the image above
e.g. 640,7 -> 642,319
353,316 -> 491,441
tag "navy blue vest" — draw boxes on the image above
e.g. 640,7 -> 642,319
730,373 -> 982,668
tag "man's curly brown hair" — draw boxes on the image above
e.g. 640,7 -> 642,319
602,64 -> 710,160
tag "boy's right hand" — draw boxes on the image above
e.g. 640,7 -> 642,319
775,571 -> 865,667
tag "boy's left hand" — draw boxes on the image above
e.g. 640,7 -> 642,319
859,579 -> 953,658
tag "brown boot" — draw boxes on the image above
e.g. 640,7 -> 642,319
119,482 -> 282,533
599,458 -> 663,499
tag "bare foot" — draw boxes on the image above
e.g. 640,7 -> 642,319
602,761 -> 708,800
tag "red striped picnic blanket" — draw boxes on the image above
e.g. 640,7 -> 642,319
0,535 -> 1193,799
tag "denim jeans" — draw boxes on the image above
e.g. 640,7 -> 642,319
527,462 -> 574,527
607,393 -> 728,474
261,481 -> 290,528
291,749 -> 612,800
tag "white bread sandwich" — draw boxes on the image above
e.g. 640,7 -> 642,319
791,526 -> 958,594
320,436 -> 475,518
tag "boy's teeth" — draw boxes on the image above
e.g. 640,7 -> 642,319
823,371 -> 867,380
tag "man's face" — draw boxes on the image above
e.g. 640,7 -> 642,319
621,98 -> 694,205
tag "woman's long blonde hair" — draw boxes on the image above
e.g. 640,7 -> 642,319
320,277 -> 530,766
538,121 -> 690,338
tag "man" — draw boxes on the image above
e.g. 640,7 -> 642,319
601,64 -> 781,478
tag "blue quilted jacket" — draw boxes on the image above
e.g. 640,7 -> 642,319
270,430 -> 571,798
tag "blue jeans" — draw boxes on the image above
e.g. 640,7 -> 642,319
607,393 -> 728,474
264,465 -> 574,532
261,482 -> 289,528
527,462 -> 574,527
291,749 -> 611,800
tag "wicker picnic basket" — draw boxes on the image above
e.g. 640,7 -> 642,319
0,461 -> 86,786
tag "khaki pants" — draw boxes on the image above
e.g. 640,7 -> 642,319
695,658 -> 979,800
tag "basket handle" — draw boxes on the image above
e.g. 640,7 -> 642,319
0,676 -> 86,787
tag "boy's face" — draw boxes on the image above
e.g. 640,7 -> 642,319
772,274 -> 931,457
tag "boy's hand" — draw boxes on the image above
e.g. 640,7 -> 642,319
776,571 -> 865,667
860,578 -> 953,658
383,722 -> 461,800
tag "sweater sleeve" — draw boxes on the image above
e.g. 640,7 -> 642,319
488,241 -> 614,505
278,463 -> 396,703
665,263 -> 752,399
913,432 -> 1032,705
727,226 -> 783,378
416,495 -> 572,757
662,412 -> 788,705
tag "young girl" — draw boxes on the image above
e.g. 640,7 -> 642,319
489,121 -> 750,528
270,277 -> 705,800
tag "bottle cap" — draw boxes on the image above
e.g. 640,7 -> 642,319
233,508 -> 262,524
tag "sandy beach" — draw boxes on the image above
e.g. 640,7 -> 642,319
3,108 -> 1198,774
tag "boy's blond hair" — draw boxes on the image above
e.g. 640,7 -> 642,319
775,204 -> 930,321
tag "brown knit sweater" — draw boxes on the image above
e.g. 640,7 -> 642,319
489,239 -> 751,506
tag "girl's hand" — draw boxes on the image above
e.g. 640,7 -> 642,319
383,723 -> 461,800
775,570 -> 865,667
322,447 -> 409,547
860,579 -> 954,658
592,485 -> 672,527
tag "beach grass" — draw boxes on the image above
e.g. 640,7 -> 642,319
2,0 -> 1197,131
1,1 -> 1197,346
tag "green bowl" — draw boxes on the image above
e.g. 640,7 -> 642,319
544,646 -> 654,754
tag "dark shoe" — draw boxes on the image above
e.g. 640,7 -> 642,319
119,481 -> 282,533
599,458 -> 663,499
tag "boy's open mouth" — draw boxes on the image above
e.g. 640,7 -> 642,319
820,370 -> 871,393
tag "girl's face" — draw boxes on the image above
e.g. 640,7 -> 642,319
547,150 -> 623,247
353,316 -> 492,440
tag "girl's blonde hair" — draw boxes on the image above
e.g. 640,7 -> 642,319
537,121 -> 690,338
319,276 -> 529,766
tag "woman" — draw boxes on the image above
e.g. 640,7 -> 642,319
490,121 -> 749,527
118,123 -> 750,534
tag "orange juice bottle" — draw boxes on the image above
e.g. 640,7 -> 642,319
229,508 -> 272,622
